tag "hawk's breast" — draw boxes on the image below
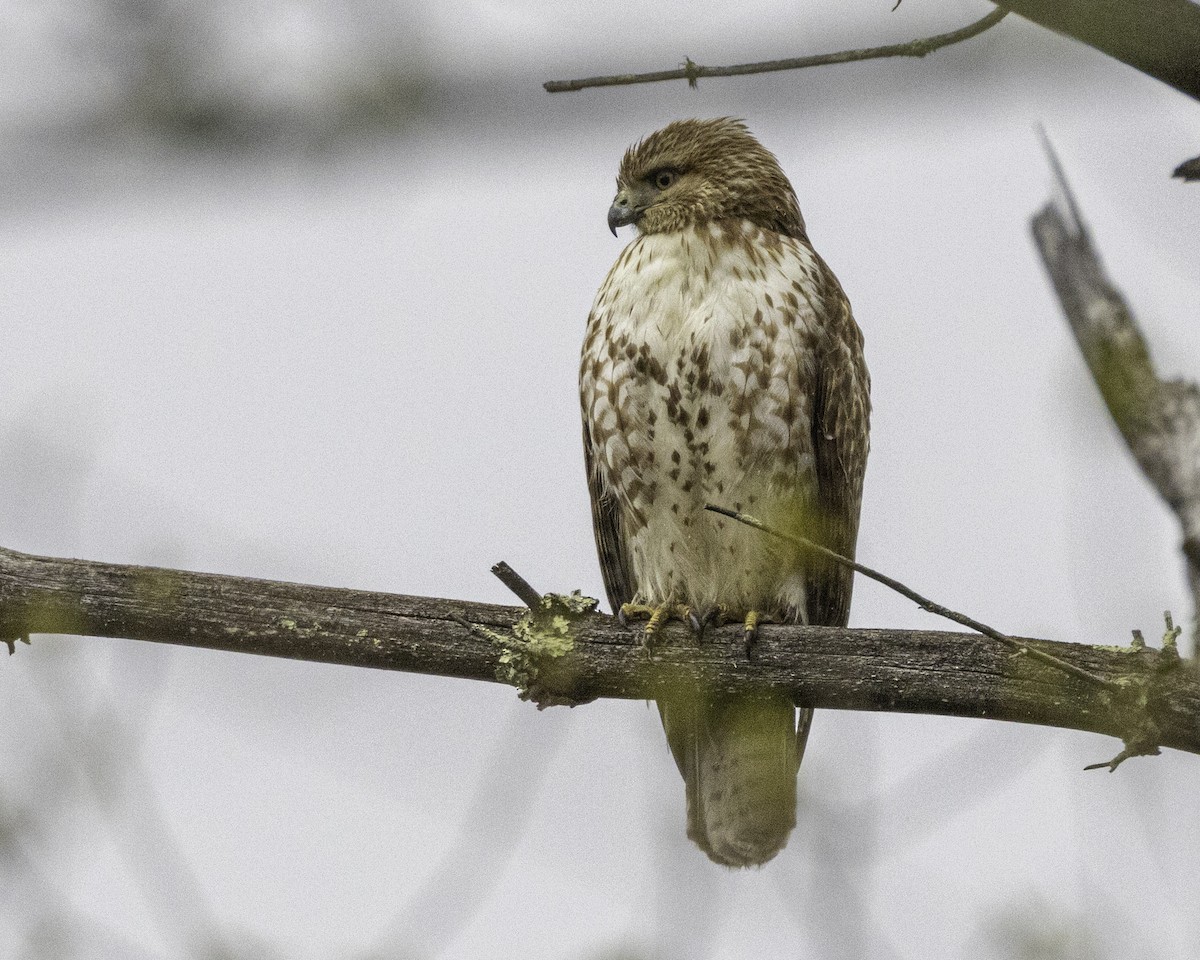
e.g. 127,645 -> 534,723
581,220 -> 829,616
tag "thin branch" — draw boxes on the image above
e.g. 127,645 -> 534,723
26,667 -> 235,957
543,8 -> 1007,93
0,781 -> 170,960
704,505 -> 1116,691
1031,135 -> 1200,640
490,561 -> 543,608
358,702 -> 565,960
1,545 -> 1196,763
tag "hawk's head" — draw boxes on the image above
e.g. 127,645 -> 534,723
608,118 -> 806,240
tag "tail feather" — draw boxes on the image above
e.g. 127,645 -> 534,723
660,694 -> 806,867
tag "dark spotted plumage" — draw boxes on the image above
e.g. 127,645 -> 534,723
580,119 -> 870,867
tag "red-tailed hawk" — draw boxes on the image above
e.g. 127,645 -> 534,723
580,119 -> 870,867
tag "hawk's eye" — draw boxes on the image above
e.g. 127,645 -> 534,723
653,170 -> 676,190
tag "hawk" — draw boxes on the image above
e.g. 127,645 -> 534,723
580,119 -> 870,867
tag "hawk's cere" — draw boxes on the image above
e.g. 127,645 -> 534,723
580,118 -> 870,867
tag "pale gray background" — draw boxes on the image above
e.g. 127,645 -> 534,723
1,1 -> 1198,957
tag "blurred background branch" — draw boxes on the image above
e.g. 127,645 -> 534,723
990,0 -> 1200,102
1032,134 -> 1200,644
1175,155 -> 1200,181
6,0 -> 431,152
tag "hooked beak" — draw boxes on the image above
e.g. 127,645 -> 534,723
607,191 -> 640,236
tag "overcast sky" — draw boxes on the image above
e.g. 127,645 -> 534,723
1,2 -> 1198,958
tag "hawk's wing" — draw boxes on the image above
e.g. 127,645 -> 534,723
806,262 -> 871,629
583,414 -> 707,809
582,420 -> 635,614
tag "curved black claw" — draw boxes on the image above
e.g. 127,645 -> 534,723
688,606 -> 726,638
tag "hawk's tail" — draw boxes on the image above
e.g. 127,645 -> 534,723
660,694 -> 809,867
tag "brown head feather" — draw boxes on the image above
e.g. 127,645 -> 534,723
613,118 -> 806,239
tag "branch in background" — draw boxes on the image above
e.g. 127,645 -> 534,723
1031,132 -> 1200,641
990,0 -> 1200,104
543,9 -> 1007,93
28,668 -> 236,956
1,545 -> 1197,766
1175,156 -> 1200,182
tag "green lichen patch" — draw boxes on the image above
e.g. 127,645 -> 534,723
494,591 -> 599,705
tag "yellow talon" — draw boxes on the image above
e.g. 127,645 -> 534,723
742,610 -> 772,658
618,602 -> 656,623
618,602 -> 696,643
645,607 -> 669,636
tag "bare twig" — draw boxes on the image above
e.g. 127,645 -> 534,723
3,631 -> 30,655
1032,135 -> 1200,642
1083,739 -> 1161,772
490,561 -> 543,608
543,8 -> 1007,93
704,504 -> 1118,691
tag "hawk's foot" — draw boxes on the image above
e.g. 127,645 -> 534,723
618,602 -> 696,646
742,610 -> 775,659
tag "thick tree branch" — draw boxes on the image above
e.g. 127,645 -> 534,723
543,9 -> 1007,93
1031,136 -> 1200,636
1,546 -> 1197,766
991,0 -> 1200,103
